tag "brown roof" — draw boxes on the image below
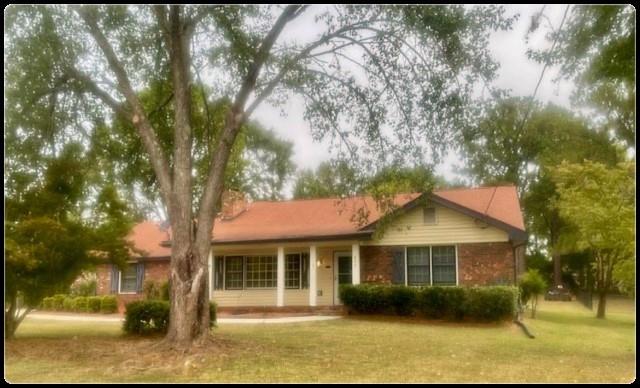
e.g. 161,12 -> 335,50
128,186 -> 526,251
128,220 -> 172,258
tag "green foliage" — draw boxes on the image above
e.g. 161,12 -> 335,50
87,296 -> 102,313
51,295 -> 66,311
552,160 -> 635,316
160,281 -> 170,301
123,300 -> 170,335
74,297 -> 89,312
518,269 -> 548,318
100,296 -> 118,314
293,161 -> 363,199
42,297 -> 54,310
612,258 -> 635,297
123,300 -> 217,335
70,278 -> 97,297
529,5 -> 635,146
62,296 -> 75,311
340,284 -> 518,322
143,281 -> 162,300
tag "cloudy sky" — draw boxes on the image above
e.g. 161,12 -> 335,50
249,4 -> 575,197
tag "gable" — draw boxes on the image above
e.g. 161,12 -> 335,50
364,204 -> 510,246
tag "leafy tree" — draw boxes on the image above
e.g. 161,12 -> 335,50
5,4 -> 515,348
293,161 -> 362,199
518,269 -> 548,318
528,5 -> 635,147
4,145 -> 134,339
459,98 -> 620,286
552,160 -> 635,318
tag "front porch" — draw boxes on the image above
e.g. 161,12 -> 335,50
209,241 -> 362,308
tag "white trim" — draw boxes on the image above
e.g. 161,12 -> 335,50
277,247 -> 285,307
404,246 -> 408,286
455,244 -> 459,286
351,243 -> 360,285
309,245 -> 317,307
429,246 -> 433,286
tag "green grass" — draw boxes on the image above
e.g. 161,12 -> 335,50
5,297 -> 635,383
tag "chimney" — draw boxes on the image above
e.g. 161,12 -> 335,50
221,190 -> 248,220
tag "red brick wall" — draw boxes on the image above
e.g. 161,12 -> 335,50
457,242 -> 515,286
95,260 -> 170,313
360,246 -> 395,284
361,242 -> 516,286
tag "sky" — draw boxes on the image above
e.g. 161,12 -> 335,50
249,4 -> 575,197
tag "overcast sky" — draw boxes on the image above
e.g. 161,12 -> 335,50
250,5 -> 575,197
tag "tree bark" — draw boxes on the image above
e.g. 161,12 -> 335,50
552,252 -> 562,287
596,290 -> 607,319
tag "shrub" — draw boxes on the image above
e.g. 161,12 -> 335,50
143,280 -> 162,300
87,296 -> 102,313
62,296 -> 75,311
386,286 -> 417,316
74,296 -> 89,312
160,281 -> 170,301
70,278 -> 97,297
52,294 -> 66,311
340,284 -> 389,314
464,286 -> 518,322
518,269 -> 547,318
123,300 -> 218,336
42,297 -> 54,310
341,284 -> 518,322
100,295 -> 118,314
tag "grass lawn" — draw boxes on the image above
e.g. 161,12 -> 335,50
5,297 -> 635,383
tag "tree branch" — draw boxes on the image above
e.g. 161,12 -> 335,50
77,6 -> 174,209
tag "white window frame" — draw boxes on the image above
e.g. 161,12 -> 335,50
403,244 -> 458,286
118,261 -> 139,294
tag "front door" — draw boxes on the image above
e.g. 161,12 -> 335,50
333,252 -> 352,305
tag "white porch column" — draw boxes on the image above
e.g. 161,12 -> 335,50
309,245 -> 317,306
208,248 -> 213,299
277,246 -> 285,307
352,243 -> 361,285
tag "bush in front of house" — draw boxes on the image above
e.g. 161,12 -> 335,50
88,296 -> 102,313
62,296 -> 76,311
160,281 -> 170,301
518,269 -> 547,319
340,284 -> 518,322
42,297 -> 54,310
73,296 -> 89,312
52,294 -> 66,311
123,300 -> 218,336
100,295 -> 118,314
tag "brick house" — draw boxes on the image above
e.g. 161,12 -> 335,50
96,186 -> 527,312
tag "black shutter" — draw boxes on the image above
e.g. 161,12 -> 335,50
135,262 -> 145,293
214,256 -> 224,290
110,265 -> 119,294
392,248 -> 406,285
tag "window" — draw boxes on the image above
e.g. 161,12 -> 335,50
406,247 -> 430,286
285,253 -> 301,289
432,246 -> 456,285
423,207 -> 437,224
119,263 -> 138,293
245,255 -> 277,288
224,256 -> 244,290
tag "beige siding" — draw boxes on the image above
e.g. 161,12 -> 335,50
284,289 -> 310,306
212,289 -> 277,307
366,204 -> 509,246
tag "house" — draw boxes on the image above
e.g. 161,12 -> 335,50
95,186 -> 527,312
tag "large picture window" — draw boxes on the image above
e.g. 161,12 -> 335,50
245,255 -> 277,288
405,246 -> 457,286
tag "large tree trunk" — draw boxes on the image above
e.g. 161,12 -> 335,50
5,295 -> 18,340
596,290 -> 607,319
165,238 -> 211,347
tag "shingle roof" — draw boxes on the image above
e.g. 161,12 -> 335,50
128,186 -> 525,252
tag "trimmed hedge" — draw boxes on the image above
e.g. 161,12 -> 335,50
42,297 -> 54,310
100,295 -> 118,314
123,300 -> 218,335
52,294 -> 66,311
62,296 -> 75,311
340,284 -> 518,322
88,296 -> 102,313
74,296 -> 89,312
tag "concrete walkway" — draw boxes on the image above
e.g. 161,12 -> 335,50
26,312 -> 342,324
